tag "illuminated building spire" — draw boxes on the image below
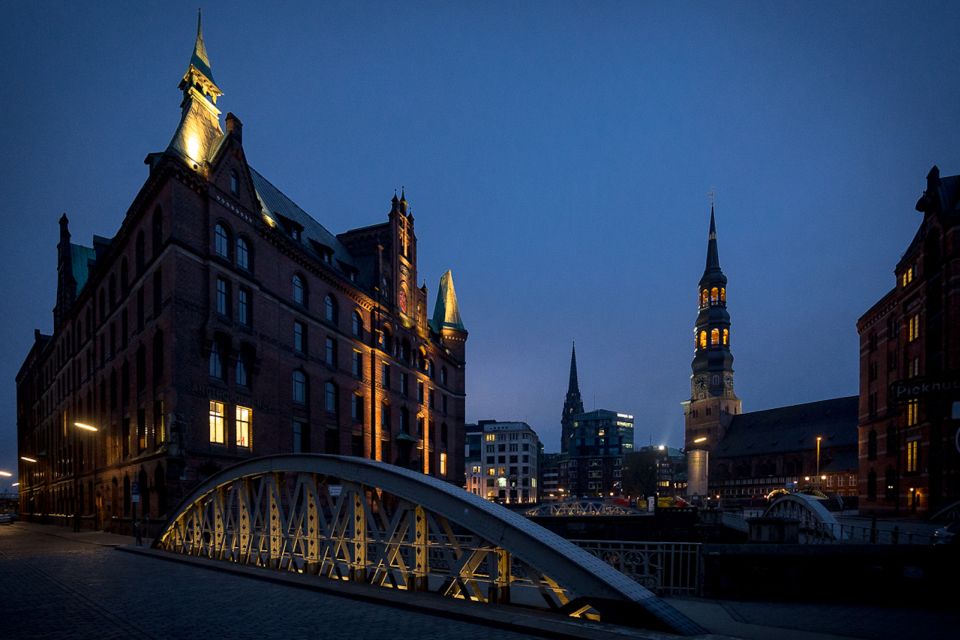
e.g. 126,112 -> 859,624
167,10 -> 224,170
431,270 -> 466,332
691,207 -> 735,397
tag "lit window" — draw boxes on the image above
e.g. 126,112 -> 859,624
440,452 -> 448,476
723,328 -> 729,345
711,328 -> 719,346
907,399 -> 918,426
908,314 -> 919,342
699,331 -> 707,349
236,237 -> 250,270
901,267 -> 913,288
485,433 -> 496,442
293,370 -> 306,404
292,275 -> 305,305
209,400 -> 225,444
236,406 -> 252,448
701,289 -> 708,306
906,439 -> 918,473
215,224 -> 229,258
720,287 -> 726,302
710,287 -> 718,303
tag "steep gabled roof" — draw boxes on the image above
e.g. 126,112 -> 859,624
716,396 -> 858,458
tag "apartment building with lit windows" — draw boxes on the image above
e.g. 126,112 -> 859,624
467,420 -> 540,504
857,166 -> 960,516
566,410 -> 634,497
15,19 -> 467,532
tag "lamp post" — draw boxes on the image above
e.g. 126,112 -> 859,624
815,436 -> 822,487
73,422 -> 98,532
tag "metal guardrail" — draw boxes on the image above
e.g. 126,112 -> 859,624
570,540 -> 702,596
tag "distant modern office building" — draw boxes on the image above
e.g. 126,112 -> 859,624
469,420 -> 540,504
567,409 -> 634,497
464,422 -> 483,496
857,166 -> 960,516
539,452 -> 563,501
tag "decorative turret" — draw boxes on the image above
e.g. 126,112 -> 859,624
560,342 -> 585,454
168,11 -> 224,170
430,270 -> 467,361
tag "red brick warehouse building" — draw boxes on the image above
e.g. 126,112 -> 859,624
16,19 -> 468,530
857,166 -> 960,516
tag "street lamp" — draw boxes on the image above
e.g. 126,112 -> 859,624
815,436 -> 822,485
72,422 -> 99,532
20,456 -> 38,463
0,471 -> 11,477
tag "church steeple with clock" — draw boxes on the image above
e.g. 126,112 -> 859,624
683,207 -> 742,495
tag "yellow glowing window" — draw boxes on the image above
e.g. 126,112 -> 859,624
906,439 -> 918,472
907,399 -> 918,426
901,267 -> 913,288
710,287 -> 718,303
711,328 -> 719,346
723,328 -> 729,345
236,405 -> 252,448
209,400 -> 225,444
487,468 -> 496,476
701,289 -> 709,306
440,452 -> 448,476
699,331 -> 707,349
720,287 -> 726,302
908,314 -> 919,342
484,433 -> 496,442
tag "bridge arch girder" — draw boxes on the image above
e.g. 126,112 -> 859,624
155,454 -> 701,635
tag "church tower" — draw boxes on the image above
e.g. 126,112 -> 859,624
560,342 -> 584,454
683,208 -> 742,496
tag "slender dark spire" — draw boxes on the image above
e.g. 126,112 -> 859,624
704,205 -> 720,273
568,341 -> 580,395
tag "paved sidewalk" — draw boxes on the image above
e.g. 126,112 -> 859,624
664,597 -> 960,640
14,521 -> 152,547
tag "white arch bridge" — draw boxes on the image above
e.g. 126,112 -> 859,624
154,454 -> 702,634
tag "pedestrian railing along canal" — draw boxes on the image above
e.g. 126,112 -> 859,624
570,540 -> 702,596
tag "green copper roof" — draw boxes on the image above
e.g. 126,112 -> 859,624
70,243 -> 97,295
431,270 -> 466,332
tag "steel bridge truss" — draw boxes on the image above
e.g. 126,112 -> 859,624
155,455 -> 701,635
526,501 -> 642,517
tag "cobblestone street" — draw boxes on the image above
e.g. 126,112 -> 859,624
0,523 -> 535,640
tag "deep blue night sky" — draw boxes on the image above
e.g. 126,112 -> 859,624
3,1 -> 960,481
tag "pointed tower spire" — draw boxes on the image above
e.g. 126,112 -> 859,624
431,270 -> 466,332
568,342 -> 581,395
704,205 -> 721,274
168,11 -> 224,169
560,341 -> 585,454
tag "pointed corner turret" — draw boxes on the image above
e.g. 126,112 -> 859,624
430,270 -> 466,333
167,10 -> 224,170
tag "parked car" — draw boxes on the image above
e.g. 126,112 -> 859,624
932,521 -> 960,545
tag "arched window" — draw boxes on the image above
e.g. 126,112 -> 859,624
215,224 -> 230,259
236,355 -> 248,387
209,342 -> 223,379
710,287 -> 718,303
352,311 -> 363,338
722,328 -> 729,345
292,274 -> 305,305
868,429 -> 878,460
720,287 -> 726,303
867,469 -> 877,501
324,294 -> 337,324
700,289 -> 708,306
710,328 -> 719,346
324,381 -> 337,413
699,331 -> 707,349
236,237 -> 250,271
153,208 -> 163,258
292,370 -> 307,404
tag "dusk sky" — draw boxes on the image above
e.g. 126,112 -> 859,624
3,1 -> 960,480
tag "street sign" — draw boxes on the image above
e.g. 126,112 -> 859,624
328,485 -> 342,497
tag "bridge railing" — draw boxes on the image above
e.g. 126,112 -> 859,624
570,540 -> 702,596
